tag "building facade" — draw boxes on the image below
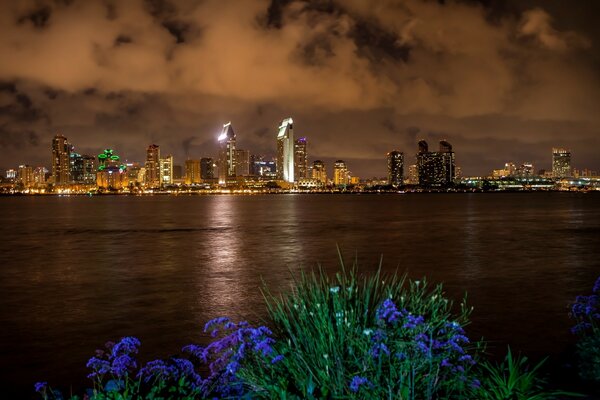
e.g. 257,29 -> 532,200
294,137 -> 308,181
552,148 -> 571,178
218,122 -> 236,184
159,155 -> 174,186
387,151 -> 404,187
51,134 -> 71,185
416,140 -> 455,187
201,158 -> 215,180
145,144 -> 160,188
333,160 -> 348,186
235,149 -> 250,176
312,160 -> 327,185
276,118 -> 294,183
185,159 -> 201,184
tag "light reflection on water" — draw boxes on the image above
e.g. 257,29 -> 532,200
0,193 -> 599,396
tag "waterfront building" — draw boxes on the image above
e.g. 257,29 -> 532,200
173,165 -> 183,181
416,140 -> 455,187
333,160 -> 348,186
17,165 -> 34,188
70,153 -> 96,184
312,160 -> 327,185
294,137 -> 308,181
51,134 -> 71,185
125,163 -> 144,186
251,156 -> 277,178
516,163 -> 535,177
387,151 -> 404,187
407,164 -> 418,185
201,157 -> 215,180
33,167 -> 47,186
235,149 -> 250,176
185,159 -> 201,184
552,148 -> 571,178
218,122 -> 236,184
276,118 -> 294,183
97,149 -> 127,190
145,144 -> 160,188
5,169 -> 16,181
159,155 -> 174,186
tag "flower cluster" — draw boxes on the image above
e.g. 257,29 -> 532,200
86,336 -> 141,380
183,317 -> 281,398
371,299 -> 476,384
571,277 -> 600,335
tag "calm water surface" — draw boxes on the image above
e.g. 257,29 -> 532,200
1,193 -> 599,396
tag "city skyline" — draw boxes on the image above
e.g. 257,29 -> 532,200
0,1 -> 599,176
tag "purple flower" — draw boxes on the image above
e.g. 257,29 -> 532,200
204,317 -> 230,333
593,277 -> 600,294
403,315 -> 425,329
377,299 -> 403,324
86,356 -> 111,378
349,376 -> 371,393
138,359 -> 176,383
441,358 -> 452,368
34,382 -> 48,393
271,354 -> 284,364
111,354 -> 137,377
111,337 -> 140,358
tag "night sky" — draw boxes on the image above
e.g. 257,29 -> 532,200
1,0 -> 599,177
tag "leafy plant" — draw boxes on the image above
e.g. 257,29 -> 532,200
475,347 -> 581,400
237,253 -> 482,399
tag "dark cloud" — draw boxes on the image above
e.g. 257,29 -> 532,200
0,0 -> 598,177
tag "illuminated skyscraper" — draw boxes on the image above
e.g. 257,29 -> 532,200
33,167 -> 47,186
407,164 -> 418,185
145,144 -> 160,188
218,122 -> 236,184
294,137 -> 308,181
97,149 -> 127,190
51,134 -> 71,185
17,165 -> 34,188
387,151 -> 404,187
201,158 -> 215,180
160,155 -> 174,186
552,148 -> 571,178
235,149 -> 250,176
333,160 -> 348,186
312,160 -> 327,185
416,140 -> 455,187
185,159 -> 201,184
277,118 -> 294,183
70,153 -> 96,184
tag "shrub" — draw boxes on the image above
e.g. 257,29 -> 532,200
570,276 -> 600,383
475,347 -> 582,400
236,257 -> 482,399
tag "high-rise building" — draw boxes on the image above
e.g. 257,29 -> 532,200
416,140 -> 455,187
173,165 -> 183,180
312,160 -> 327,185
201,157 -> 215,180
33,167 -> 47,186
516,163 -> 535,177
552,148 -> 571,178
70,153 -> 96,184
294,137 -> 308,181
407,164 -> 418,185
145,144 -> 160,188
387,151 -> 404,187
159,155 -> 174,186
218,122 -> 236,184
185,159 -> 201,184
333,160 -> 348,186
277,118 -> 294,183
17,165 -> 34,188
235,149 -> 250,176
97,149 -> 127,190
51,134 -> 71,185
5,169 -> 17,180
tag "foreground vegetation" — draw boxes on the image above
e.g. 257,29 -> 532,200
34,257 -> 598,399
